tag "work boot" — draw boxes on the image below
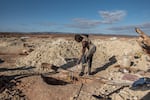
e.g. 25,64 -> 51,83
88,67 -> 92,76
87,71 -> 93,76
79,72 -> 84,76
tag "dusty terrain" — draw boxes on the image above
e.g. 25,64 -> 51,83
0,33 -> 149,100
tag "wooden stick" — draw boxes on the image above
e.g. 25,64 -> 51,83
73,83 -> 84,100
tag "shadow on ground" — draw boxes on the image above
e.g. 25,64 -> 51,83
0,66 -> 35,72
141,92 -> 150,100
0,58 -> 4,64
60,58 -> 78,70
91,56 -> 117,75
0,73 -> 39,93
41,74 -> 69,85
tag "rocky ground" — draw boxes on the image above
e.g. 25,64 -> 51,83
0,34 -> 149,100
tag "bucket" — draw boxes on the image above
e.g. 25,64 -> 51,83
122,55 -> 131,67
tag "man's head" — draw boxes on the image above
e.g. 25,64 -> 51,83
74,34 -> 83,42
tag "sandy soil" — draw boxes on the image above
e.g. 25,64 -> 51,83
0,34 -> 149,100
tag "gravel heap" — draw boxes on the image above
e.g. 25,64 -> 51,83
16,38 -> 143,71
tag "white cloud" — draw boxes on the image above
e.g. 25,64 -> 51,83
108,22 -> 150,31
67,10 -> 126,29
99,10 -> 126,24
108,25 -> 134,31
140,22 -> 150,29
67,18 -> 101,29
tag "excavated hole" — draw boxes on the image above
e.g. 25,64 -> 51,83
41,74 -> 69,85
41,72 -> 94,86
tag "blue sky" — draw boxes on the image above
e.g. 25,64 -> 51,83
0,0 -> 150,35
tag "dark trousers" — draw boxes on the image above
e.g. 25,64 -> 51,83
81,54 -> 93,74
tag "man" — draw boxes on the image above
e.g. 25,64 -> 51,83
74,34 -> 96,76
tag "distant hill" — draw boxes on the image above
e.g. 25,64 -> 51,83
0,32 -> 137,38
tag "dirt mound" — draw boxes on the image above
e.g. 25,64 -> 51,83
16,38 -> 143,72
